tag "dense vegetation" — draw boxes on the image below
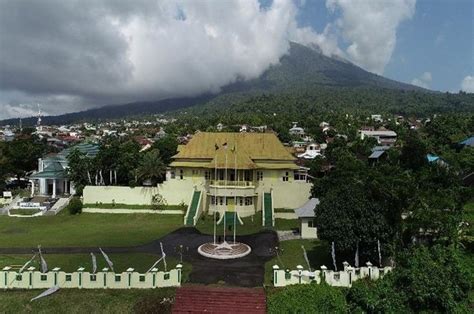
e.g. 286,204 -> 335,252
268,114 -> 473,312
0,128 -> 47,191
67,135 -> 178,195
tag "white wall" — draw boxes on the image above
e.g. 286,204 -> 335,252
1,267 -> 182,290
301,218 -> 318,239
83,179 -> 196,206
272,264 -> 392,288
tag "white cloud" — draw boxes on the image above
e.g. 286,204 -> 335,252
461,75 -> 474,93
326,0 -> 416,74
0,0 -> 418,119
1,0 -> 334,118
411,71 -> 432,88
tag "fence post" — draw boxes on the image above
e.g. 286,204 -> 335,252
102,268 -> 109,289
347,266 -> 353,286
296,265 -> 303,284
366,261 -> 373,279
320,265 -> 327,284
78,267 -> 85,289
52,267 -> 60,286
3,267 -> 11,290
150,268 -> 158,288
272,265 -> 279,286
126,268 -> 134,289
176,264 -> 183,285
27,266 -> 35,289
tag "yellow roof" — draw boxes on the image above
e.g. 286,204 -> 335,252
254,162 -> 300,170
173,132 -> 296,161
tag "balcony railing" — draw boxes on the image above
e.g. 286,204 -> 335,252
209,180 -> 254,187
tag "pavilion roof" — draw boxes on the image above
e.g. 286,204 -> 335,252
171,132 -> 296,169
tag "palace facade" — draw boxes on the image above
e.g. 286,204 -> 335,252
165,132 -> 312,220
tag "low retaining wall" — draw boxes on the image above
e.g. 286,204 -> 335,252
274,212 -> 297,219
1,266 -> 182,290
273,262 -> 392,288
82,208 -> 184,214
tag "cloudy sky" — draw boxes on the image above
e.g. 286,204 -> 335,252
0,0 -> 472,119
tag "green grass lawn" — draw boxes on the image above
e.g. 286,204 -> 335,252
196,211 -> 265,235
0,288 -> 177,314
196,211 -> 299,234
0,212 -> 184,248
264,239 -> 331,285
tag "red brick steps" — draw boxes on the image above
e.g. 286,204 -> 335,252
172,285 -> 266,313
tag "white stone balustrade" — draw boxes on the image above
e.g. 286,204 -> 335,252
272,262 -> 392,288
1,264 -> 182,290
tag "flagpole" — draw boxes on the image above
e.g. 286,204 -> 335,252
233,143 -> 237,244
213,146 -> 218,244
223,145 -> 228,242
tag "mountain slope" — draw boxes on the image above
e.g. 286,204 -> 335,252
1,42 -> 425,125
222,42 -> 423,93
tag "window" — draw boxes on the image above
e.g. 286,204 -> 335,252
334,273 -> 340,281
256,171 -> 263,181
308,219 -> 315,228
239,197 -> 243,206
245,197 -> 253,206
164,273 -> 170,280
204,171 -> 211,180
244,170 -> 252,181
139,275 -> 146,282
115,275 -> 121,282
40,275 -> 47,281
210,196 -> 216,205
65,274 -> 72,282
179,169 -> 184,180
294,171 -> 306,181
219,197 -> 224,206
170,171 -> 176,179
16,274 -> 22,281
90,274 -> 97,282
283,172 -> 289,182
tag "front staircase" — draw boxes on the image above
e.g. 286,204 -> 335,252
263,192 -> 274,228
184,191 -> 202,226
172,285 -> 266,313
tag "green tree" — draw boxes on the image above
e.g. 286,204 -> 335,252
153,136 -> 178,165
4,136 -> 45,182
315,182 -> 391,256
400,132 -> 427,171
66,149 -> 91,195
136,149 -> 166,185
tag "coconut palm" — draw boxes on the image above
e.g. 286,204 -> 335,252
135,149 -> 166,186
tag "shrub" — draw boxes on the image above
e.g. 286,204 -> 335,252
267,283 -> 347,313
67,197 -> 83,215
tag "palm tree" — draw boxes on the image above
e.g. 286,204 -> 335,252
135,149 -> 166,186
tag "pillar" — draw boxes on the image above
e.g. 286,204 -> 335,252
30,180 -> 35,197
52,179 -> 56,198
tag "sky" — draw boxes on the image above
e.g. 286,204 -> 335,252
0,0 -> 472,120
